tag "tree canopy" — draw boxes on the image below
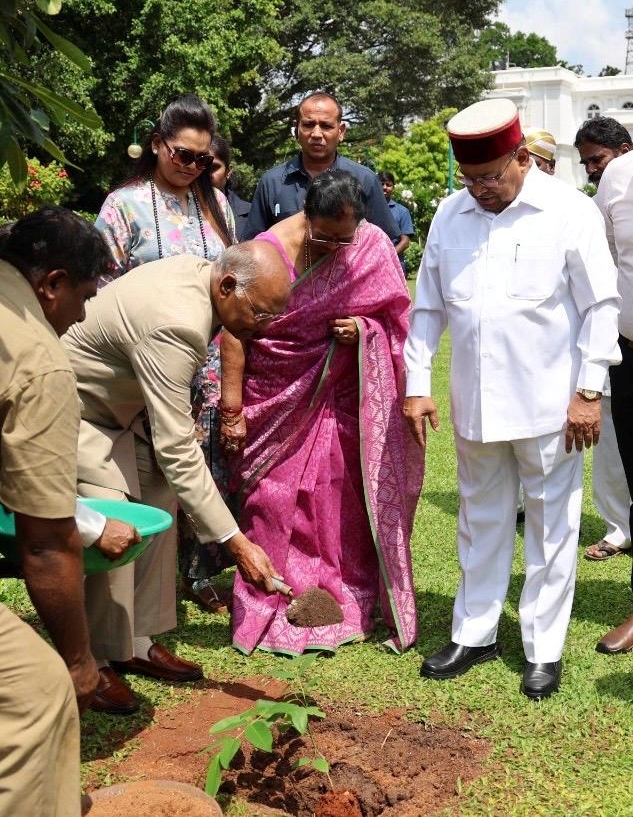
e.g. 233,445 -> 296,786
38,0 -> 501,204
0,0 -> 102,186
477,22 -> 558,70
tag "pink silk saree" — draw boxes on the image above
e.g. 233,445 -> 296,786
231,221 -> 424,655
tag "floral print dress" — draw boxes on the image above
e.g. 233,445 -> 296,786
96,178 -> 235,579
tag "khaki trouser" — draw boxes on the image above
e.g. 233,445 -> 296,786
0,603 -> 80,817
78,437 -> 178,662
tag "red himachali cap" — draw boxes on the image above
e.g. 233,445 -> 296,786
447,99 -> 522,165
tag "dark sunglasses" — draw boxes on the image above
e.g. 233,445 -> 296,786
161,138 -> 214,170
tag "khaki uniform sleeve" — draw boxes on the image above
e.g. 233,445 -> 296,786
1,371 -> 79,518
130,326 -> 237,542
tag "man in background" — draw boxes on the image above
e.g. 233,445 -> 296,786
243,91 -> 398,240
574,117 -> 633,563
575,116 -> 632,185
593,150 -> 633,653
378,170 -> 416,276
524,126 -> 557,175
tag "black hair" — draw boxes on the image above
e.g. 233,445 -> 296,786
378,171 -> 395,184
304,169 -> 367,222
296,91 -> 343,122
210,134 -> 233,191
0,206 -> 111,284
574,117 -> 633,149
121,94 -> 232,246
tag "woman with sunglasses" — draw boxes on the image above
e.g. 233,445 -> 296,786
221,169 -> 423,656
95,94 -> 235,620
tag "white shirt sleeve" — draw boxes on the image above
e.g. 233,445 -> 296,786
404,211 -> 448,396
75,500 -> 106,548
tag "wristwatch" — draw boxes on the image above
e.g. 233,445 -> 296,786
577,388 -> 602,401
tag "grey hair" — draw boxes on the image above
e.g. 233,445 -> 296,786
216,242 -> 260,288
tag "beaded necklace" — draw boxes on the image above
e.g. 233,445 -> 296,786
149,176 -> 208,260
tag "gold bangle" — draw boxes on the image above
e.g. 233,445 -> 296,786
220,413 -> 244,426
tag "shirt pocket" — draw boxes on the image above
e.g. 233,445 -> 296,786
507,245 -> 559,300
439,248 -> 477,301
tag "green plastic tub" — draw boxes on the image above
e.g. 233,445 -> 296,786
0,498 -> 172,575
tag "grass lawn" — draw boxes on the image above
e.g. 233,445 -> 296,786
3,316 -> 633,814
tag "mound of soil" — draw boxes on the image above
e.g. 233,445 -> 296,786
86,676 -> 490,816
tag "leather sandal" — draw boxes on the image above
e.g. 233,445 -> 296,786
584,540 -> 629,561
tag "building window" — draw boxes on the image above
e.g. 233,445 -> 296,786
623,101 -> 633,109
587,104 -> 601,119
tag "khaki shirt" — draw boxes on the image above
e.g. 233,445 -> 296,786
63,255 -> 236,543
0,261 -> 79,518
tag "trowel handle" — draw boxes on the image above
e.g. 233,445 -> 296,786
272,576 -> 293,596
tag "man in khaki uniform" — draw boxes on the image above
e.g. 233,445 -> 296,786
63,241 -> 292,713
0,207 -> 110,816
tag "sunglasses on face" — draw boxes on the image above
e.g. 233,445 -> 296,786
161,138 -> 214,170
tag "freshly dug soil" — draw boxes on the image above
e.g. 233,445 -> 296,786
85,676 -> 491,816
285,588 -> 344,627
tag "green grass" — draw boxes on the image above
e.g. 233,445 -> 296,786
3,329 -> 633,815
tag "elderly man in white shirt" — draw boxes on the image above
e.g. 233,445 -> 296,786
404,99 -> 621,699
593,150 -> 633,654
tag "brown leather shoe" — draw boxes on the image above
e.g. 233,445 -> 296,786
596,613 -> 633,654
90,667 -> 140,715
111,643 -> 204,682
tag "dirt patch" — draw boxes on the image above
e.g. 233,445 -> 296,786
85,676 -> 490,816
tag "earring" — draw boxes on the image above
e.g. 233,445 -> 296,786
153,149 -> 158,155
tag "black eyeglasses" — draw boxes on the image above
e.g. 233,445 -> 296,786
161,138 -> 214,170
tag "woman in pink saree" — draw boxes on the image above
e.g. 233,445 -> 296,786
220,170 -> 423,655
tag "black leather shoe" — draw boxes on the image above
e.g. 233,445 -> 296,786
521,660 -> 561,700
420,641 -> 501,679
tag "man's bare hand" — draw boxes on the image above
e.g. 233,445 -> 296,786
93,518 -> 141,560
565,393 -> 601,453
223,532 -> 284,593
67,654 -> 99,714
402,396 -> 439,451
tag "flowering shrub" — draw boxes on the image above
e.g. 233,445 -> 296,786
0,158 -> 74,219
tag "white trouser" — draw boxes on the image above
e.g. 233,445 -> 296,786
452,431 -> 583,663
592,395 -> 631,548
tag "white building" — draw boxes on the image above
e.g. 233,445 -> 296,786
487,66 -> 633,187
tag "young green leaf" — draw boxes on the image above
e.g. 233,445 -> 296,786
310,758 -> 330,774
291,757 -> 313,769
218,737 -> 241,769
204,754 -> 222,798
244,721 -> 273,752
289,707 -> 308,734
210,713 -> 249,734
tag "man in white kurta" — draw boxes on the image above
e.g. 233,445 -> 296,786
404,99 -> 621,699
593,150 -> 633,653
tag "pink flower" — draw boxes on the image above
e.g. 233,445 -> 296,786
58,169 -> 69,178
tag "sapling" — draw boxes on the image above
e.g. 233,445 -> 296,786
204,652 -> 331,797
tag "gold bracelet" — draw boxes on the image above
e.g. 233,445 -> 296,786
220,413 -> 244,426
